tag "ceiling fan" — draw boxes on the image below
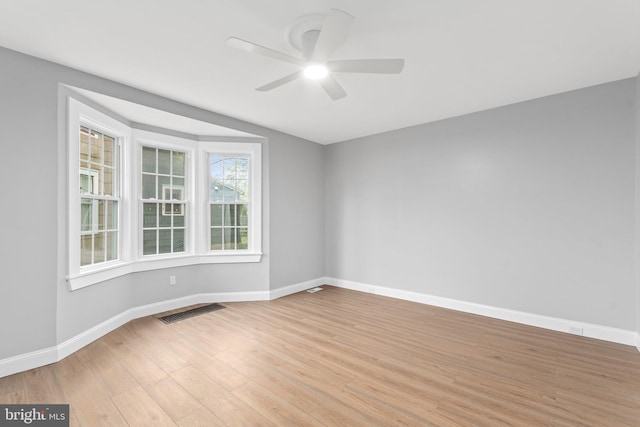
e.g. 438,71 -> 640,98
226,8 -> 405,100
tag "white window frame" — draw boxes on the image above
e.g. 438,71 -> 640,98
198,141 -> 262,263
134,129 -> 196,260
67,98 -> 132,289
66,97 -> 263,291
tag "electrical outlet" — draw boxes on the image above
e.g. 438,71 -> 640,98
169,276 -> 176,286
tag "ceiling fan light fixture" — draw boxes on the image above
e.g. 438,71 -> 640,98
304,64 -> 328,80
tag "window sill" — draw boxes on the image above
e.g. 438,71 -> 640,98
67,252 -> 262,291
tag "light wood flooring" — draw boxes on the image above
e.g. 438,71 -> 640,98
1,285 -> 640,426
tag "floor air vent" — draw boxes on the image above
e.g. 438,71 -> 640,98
158,303 -> 225,324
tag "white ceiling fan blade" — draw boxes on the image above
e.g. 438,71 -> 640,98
311,9 -> 355,63
226,37 -> 304,66
329,59 -> 405,74
318,74 -> 347,100
255,71 -> 303,92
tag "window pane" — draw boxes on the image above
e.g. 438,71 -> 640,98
142,146 -> 156,173
103,167 -> 114,196
159,176 -> 170,199
165,183 -> 183,201
158,149 -> 171,174
223,228 -> 236,250
238,228 -> 248,249
210,155 -> 223,180
107,201 -> 118,229
224,204 -> 236,226
80,234 -> 92,266
211,228 -> 222,250
91,133 -> 103,164
236,179 -> 248,202
143,230 -> 157,255
97,200 -> 106,230
172,178 -> 185,199
237,157 -> 249,179
159,205 -> 171,227
142,174 -> 156,199
211,181 -> 223,202
81,198 -> 93,232
237,204 -> 248,226
96,166 -> 104,195
94,232 -> 106,263
223,157 -> 236,178
173,205 -> 185,227
211,204 -> 222,226
158,229 -> 171,254
172,151 -> 185,176
103,135 -> 114,167
143,203 -> 157,228
173,229 -> 185,253
106,231 -> 117,261
80,127 -> 89,162
87,164 -> 101,195
223,180 -> 237,202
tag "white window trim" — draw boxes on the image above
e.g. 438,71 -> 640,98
135,129 -> 196,259
67,98 -> 132,288
199,141 -> 262,259
66,97 -> 263,291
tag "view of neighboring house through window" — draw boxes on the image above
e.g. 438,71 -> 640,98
79,126 -> 118,266
141,146 -> 187,255
210,155 -> 249,250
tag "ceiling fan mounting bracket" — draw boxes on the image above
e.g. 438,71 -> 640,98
285,13 -> 326,53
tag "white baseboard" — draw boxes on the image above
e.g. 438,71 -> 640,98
56,290 -> 268,363
325,277 -> 638,348
269,277 -> 326,300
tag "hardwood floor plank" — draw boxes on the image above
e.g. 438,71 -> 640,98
170,365 -> 276,426
53,354 -> 128,426
0,390 -> 26,404
215,348 -> 325,414
143,377 -> 202,422
21,365 -> 67,404
111,386 -> 175,426
176,407 -> 226,427
75,339 -> 139,396
0,372 -> 23,396
309,398 -> 372,427
232,380 -> 322,426
101,329 -> 168,386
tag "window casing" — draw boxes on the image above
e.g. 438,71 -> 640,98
67,97 -> 263,291
200,142 -> 261,260
140,145 -> 188,256
68,98 -> 130,285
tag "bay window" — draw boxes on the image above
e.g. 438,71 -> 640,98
67,96 -> 263,291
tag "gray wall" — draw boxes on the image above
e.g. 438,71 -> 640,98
636,71 -> 640,339
269,135 -> 325,288
0,46 -> 325,358
325,79 -> 637,330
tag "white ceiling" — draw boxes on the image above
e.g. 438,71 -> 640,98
1,0 -> 639,144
